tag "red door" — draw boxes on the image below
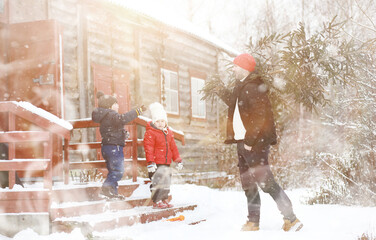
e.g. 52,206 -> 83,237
113,69 -> 132,159
92,65 -> 132,160
7,20 -> 62,116
1,20 -> 63,178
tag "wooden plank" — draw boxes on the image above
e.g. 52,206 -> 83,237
0,199 -> 50,213
131,124 -> 137,182
69,159 -> 147,170
69,160 -> 107,169
52,204 -> 197,233
69,142 -> 101,150
69,117 -> 185,144
68,140 -> 143,150
140,205 -> 197,224
51,183 -> 139,203
69,119 -> 99,128
0,190 -> 50,200
50,197 -> 151,220
8,20 -> 57,43
0,159 -> 50,171
8,112 -> 15,189
12,107 -> 70,139
64,138 -> 70,185
0,102 -> 71,139
0,131 -> 50,143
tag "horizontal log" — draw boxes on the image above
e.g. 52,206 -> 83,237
0,190 -> 50,200
69,118 -> 99,128
68,117 -> 185,145
69,159 -> 147,169
0,131 -> 50,143
0,199 -> 50,213
68,140 -> 143,150
0,102 -> 71,139
0,159 -> 50,171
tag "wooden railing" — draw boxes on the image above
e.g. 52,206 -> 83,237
0,101 -> 71,189
0,101 -> 185,186
66,116 -> 185,183
0,131 -> 53,189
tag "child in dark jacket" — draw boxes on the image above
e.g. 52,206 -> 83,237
92,91 -> 145,199
143,102 -> 183,209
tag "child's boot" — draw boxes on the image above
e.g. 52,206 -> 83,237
162,200 -> 173,208
153,200 -> 169,209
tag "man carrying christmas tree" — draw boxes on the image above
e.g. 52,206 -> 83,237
214,53 -> 303,232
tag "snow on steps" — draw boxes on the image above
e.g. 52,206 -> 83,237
51,183 -> 139,203
50,182 -> 197,234
50,196 -> 153,219
52,204 -> 197,234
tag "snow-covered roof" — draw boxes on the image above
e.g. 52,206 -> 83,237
106,0 -> 240,56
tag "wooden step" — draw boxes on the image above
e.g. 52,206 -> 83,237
0,190 -> 50,213
51,204 -> 197,234
51,183 -> 139,203
50,196 -> 153,220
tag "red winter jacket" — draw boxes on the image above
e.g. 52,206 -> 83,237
143,122 -> 182,165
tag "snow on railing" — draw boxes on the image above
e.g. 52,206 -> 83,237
13,101 -> 73,130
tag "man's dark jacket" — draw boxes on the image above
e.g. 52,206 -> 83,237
92,108 -> 138,146
218,73 -> 277,148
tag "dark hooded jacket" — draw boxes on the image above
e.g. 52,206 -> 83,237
218,73 -> 277,148
92,108 -> 139,146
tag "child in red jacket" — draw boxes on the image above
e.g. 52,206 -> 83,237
143,102 -> 183,209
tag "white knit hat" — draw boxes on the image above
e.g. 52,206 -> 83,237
149,102 -> 168,124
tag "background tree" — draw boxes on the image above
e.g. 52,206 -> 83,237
202,13 -> 376,204
134,0 -> 376,204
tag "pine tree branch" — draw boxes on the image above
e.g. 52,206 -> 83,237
354,0 -> 376,31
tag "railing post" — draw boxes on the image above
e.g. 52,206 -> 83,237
63,138 -> 70,184
43,133 -> 53,189
8,112 -> 16,189
132,124 -> 138,182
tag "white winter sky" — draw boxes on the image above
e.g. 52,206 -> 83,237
109,0 -> 301,51
111,0 -> 376,52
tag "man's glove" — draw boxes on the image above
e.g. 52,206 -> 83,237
176,162 -> 183,171
136,105 -> 146,116
147,162 -> 157,173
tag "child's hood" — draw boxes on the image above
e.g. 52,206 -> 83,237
146,121 -> 169,133
92,108 -> 113,123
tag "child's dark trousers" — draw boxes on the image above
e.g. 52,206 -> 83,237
101,144 -> 124,195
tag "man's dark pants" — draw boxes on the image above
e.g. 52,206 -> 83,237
237,141 -> 296,223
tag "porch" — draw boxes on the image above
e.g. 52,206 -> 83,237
0,101 -> 195,237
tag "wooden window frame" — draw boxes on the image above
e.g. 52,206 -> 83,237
160,62 -> 180,117
189,69 -> 207,121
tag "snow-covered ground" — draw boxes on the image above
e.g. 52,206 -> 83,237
2,183 -> 376,240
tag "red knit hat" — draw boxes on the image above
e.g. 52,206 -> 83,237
233,53 -> 256,72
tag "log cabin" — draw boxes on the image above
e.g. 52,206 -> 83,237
0,0 -> 238,236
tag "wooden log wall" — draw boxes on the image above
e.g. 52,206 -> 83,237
6,0 -> 230,172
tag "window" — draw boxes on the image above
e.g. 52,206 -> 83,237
0,0 -> 4,14
191,77 -> 206,119
161,68 -> 179,114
